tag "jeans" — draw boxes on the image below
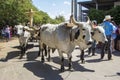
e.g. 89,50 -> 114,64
101,35 -> 112,60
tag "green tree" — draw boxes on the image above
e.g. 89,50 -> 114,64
0,0 -> 53,27
50,15 -> 65,24
106,6 -> 120,25
88,8 -> 105,23
88,6 -> 120,25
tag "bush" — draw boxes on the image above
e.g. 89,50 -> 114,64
88,6 -> 120,25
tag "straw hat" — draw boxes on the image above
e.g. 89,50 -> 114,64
104,15 -> 113,21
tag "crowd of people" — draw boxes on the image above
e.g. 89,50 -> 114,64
0,25 -> 15,42
88,15 -> 120,61
101,15 -> 120,52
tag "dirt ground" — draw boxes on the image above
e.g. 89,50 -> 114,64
0,38 -> 120,80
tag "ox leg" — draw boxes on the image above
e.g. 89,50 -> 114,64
60,57 -> 64,72
88,47 -> 92,55
68,54 -> 72,70
19,47 -> 24,59
101,43 -> 105,59
43,44 -> 47,56
41,49 -> 45,63
47,47 -> 51,62
92,47 -> 95,56
80,50 -> 85,63
38,46 -> 41,56
19,45 -> 26,59
38,42 -> 41,57
58,51 -> 64,72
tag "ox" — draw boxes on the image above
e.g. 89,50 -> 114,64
15,24 -> 32,59
88,26 -> 108,56
70,16 -> 108,63
37,15 -> 93,71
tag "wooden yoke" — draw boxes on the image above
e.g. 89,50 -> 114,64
25,9 -> 37,27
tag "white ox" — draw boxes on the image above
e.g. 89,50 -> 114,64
38,15 -> 93,71
70,17 -> 108,63
15,24 -> 31,59
80,26 -> 108,63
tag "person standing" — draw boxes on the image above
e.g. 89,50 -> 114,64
5,25 -> 10,42
88,20 -> 97,56
100,15 -> 115,60
116,25 -> 120,51
111,21 -> 117,52
1,27 -> 6,39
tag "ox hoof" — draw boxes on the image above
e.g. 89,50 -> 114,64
47,58 -> 51,62
60,66 -> 65,72
68,63 -> 72,70
41,58 -> 45,63
41,60 -> 44,63
19,56 -> 23,59
19,54 -> 24,59
108,58 -> 113,60
81,60 -> 85,64
92,54 -> 95,56
68,67 -> 72,71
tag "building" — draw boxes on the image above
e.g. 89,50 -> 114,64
71,0 -> 77,21
78,0 -> 120,21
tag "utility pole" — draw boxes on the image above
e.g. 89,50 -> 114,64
71,0 -> 77,21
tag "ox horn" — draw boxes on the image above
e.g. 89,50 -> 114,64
70,14 -> 79,25
86,16 -> 94,29
86,16 -> 91,24
65,23 -> 75,27
65,14 -> 76,27
70,14 -> 83,27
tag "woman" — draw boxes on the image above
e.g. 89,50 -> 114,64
116,25 -> 120,51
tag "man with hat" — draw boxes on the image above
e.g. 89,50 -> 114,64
100,15 -> 115,60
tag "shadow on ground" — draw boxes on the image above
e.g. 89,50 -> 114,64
0,50 -> 40,62
24,57 -> 95,80
0,43 -> 39,62
113,50 -> 120,56
117,72 -> 120,76
12,43 -> 34,50
24,61 -> 63,80
0,51 -> 20,62
52,57 -> 95,72
26,51 -> 39,61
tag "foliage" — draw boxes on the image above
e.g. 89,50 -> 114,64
106,6 -> 120,25
0,0 -> 65,28
88,6 -> 120,25
88,8 -> 105,23
50,15 -> 65,24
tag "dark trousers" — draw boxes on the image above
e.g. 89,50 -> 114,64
101,35 -> 112,60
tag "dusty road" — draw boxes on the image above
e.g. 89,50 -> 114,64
0,38 -> 120,80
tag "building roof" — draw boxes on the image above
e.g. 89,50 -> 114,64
78,0 -> 120,10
